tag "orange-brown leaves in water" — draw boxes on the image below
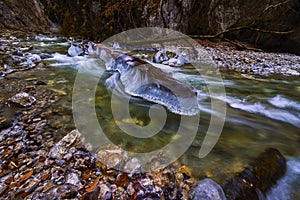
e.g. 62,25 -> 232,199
19,170 -> 33,185
15,190 -> 30,198
116,173 -> 129,187
85,177 -> 99,193
4,176 -> 14,184
41,172 -> 51,181
9,170 -> 34,189
82,169 -> 92,180
130,192 -> 137,200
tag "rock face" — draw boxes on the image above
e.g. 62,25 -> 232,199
1,0 -> 300,54
0,0 -> 51,33
146,0 -> 300,54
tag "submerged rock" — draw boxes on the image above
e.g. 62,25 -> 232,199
190,178 -> 226,200
223,148 -> 287,200
97,145 -> 128,170
48,129 -> 85,160
8,92 -> 36,107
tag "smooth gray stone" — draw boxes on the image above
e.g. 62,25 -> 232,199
191,178 -> 226,200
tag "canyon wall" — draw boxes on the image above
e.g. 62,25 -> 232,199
1,0 -> 299,54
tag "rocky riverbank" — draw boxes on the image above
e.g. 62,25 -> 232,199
198,40 -> 300,77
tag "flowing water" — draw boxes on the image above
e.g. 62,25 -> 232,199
1,35 -> 300,199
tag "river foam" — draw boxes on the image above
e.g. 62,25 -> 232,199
269,95 -> 300,111
227,96 -> 300,128
266,158 -> 300,200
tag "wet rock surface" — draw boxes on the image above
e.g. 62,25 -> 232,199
223,148 -> 287,200
8,92 -> 36,107
67,44 -> 85,57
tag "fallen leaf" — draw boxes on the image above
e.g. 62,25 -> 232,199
82,169 -> 91,180
15,190 -> 30,198
130,192 -> 137,200
85,177 -> 99,193
41,172 -> 51,181
4,176 -> 14,184
19,170 -> 33,185
9,182 -> 18,189
116,173 -> 129,187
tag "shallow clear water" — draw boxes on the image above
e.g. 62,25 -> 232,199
2,35 -> 299,198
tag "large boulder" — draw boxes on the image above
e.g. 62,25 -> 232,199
223,148 -> 287,200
